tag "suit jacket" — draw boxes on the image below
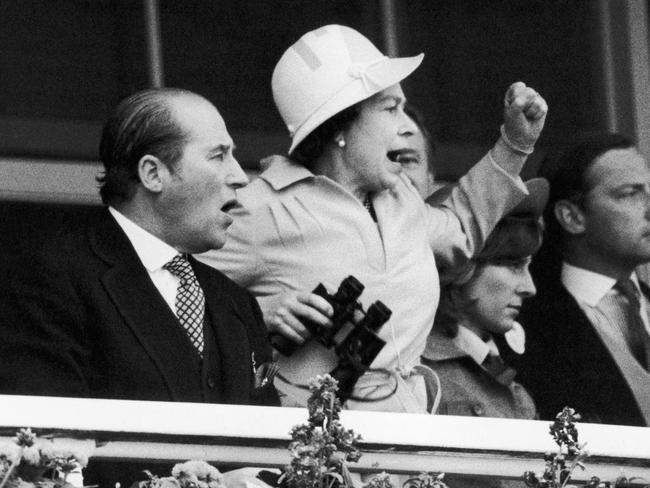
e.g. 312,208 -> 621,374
514,253 -> 647,426
0,207 -> 278,407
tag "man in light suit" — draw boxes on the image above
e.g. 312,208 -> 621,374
0,87 -> 279,405
515,132 -> 650,426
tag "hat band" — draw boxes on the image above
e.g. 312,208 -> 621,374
288,56 -> 388,137
347,56 -> 387,94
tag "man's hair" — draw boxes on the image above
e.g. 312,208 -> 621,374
97,88 -> 195,205
540,131 -> 636,244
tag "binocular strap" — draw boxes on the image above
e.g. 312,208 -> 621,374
275,368 -> 398,403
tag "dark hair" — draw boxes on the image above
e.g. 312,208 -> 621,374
434,214 -> 543,338
404,104 -> 436,176
97,88 -> 194,205
291,103 -> 361,166
540,131 -> 635,244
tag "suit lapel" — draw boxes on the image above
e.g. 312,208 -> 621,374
559,284 -> 649,424
89,210 -> 202,401
192,259 -> 252,403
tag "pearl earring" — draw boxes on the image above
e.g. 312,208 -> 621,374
337,138 -> 346,148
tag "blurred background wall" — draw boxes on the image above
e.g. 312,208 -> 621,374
1,0 -> 649,248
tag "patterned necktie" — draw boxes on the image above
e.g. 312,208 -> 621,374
163,254 -> 205,355
614,278 -> 650,370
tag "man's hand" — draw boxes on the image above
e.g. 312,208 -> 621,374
265,290 -> 333,345
502,81 -> 548,151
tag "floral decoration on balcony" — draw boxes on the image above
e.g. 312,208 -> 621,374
278,374 -> 446,488
279,375 -> 361,488
136,460 -> 226,488
0,428 -> 91,488
523,407 -> 647,488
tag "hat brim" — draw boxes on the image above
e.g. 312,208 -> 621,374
288,53 -> 424,154
511,177 -> 550,218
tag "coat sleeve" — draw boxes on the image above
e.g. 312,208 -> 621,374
425,147 -> 528,280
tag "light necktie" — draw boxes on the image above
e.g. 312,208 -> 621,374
614,278 -> 650,370
164,254 -> 205,355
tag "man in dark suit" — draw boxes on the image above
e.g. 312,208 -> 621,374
0,88 -> 279,405
515,132 -> 650,426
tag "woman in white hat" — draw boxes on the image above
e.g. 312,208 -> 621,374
421,178 -> 548,419
200,24 -> 547,413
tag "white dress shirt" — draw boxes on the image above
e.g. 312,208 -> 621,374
561,262 -> 650,330
109,207 -> 180,315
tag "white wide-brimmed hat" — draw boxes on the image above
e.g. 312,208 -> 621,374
272,24 -> 424,154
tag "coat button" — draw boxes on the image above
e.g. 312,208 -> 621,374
207,376 -> 216,388
472,403 -> 485,416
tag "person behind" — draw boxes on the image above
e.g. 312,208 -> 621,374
0,88 -> 278,407
516,132 -> 650,426
421,178 -> 548,419
397,104 -> 436,199
200,24 -> 547,413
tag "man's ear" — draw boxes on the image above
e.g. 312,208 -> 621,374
137,154 -> 166,194
554,199 -> 586,235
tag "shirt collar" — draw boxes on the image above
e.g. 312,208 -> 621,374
561,262 -> 639,306
259,155 -> 315,190
454,325 -> 500,365
109,207 -> 179,272
423,324 -> 499,364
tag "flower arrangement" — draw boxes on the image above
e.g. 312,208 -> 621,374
135,460 -> 226,488
523,407 -> 647,488
279,375 -> 361,488
278,375 -> 446,488
0,428 -> 91,488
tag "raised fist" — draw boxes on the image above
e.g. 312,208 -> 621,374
502,81 -> 548,153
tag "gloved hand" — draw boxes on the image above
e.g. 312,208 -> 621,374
501,81 -> 548,154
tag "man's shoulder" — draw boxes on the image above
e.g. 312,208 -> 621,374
38,207 -> 118,264
17,207 -> 101,262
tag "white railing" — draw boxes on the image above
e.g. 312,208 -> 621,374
1,394 -> 649,482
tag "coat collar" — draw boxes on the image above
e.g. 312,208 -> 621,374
424,325 -> 498,363
108,206 -> 177,272
424,327 -> 517,386
259,155 -> 315,190
423,327 -> 469,362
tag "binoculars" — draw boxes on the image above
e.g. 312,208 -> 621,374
271,276 -> 392,402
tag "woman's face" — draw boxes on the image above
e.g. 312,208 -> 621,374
459,257 -> 537,337
342,84 -> 418,192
